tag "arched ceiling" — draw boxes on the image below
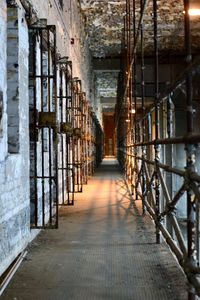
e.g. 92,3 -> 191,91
79,0 -> 200,116
80,0 -> 200,58
80,0 -> 126,58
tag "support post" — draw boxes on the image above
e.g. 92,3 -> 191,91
133,0 -> 138,199
141,0 -> 146,214
184,1 -> 197,299
153,0 -> 160,243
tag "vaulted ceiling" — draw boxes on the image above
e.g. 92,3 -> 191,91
80,0 -> 125,58
79,0 -> 200,116
80,0 -> 200,58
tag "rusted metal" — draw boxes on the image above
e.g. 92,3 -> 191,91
153,0 -> 161,244
29,23 -> 58,228
184,1 -> 197,298
127,134 -> 200,147
140,0 -> 146,214
116,0 -> 200,297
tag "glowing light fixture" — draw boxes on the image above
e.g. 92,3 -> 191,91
131,108 -> 136,114
188,0 -> 200,16
188,8 -> 200,15
125,119 -> 130,123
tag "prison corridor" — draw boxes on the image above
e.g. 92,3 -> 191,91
1,158 -> 187,300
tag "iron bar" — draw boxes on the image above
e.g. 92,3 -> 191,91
143,163 -> 156,208
65,61 -> 74,205
29,24 -> 58,228
115,0 -> 150,127
29,30 -> 38,227
117,0 -> 200,297
184,0 -> 196,300
127,134 -> 200,147
121,150 -> 200,183
184,1 -> 196,298
153,0 -> 160,243
40,28 -> 45,227
140,0 -> 146,214
143,198 -> 184,261
133,0 -> 138,199
47,28 -> 53,225
118,54 -> 200,144
158,168 -> 187,255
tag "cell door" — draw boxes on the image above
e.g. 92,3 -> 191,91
29,21 -> 58,228
72,79 -> 83,193
57,58 -> 75,205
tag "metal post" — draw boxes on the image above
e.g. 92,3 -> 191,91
133,0 -> 138,199
141,0 -> 146,214
39,28 -> 45,227
184,0 -> 196,299
30,30 -> 38,227
153,0 -> 160,243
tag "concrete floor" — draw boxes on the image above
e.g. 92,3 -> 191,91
2,158 -> 187,300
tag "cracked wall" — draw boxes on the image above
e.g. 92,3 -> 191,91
0,0 -> 96,277
0,1 -> 30,276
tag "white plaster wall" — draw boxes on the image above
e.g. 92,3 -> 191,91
29,0 -> 94,106
0,0 -> 98,277
0,0 -> 8,160
0,1 -> 30,277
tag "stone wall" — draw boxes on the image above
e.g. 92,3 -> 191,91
0,0 -> 30,276
29,0 -> 93,103
0,0 -> 94,277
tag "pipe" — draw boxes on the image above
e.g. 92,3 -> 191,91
127,134 -> 200,147
153,0 -> 160,244
184,1 -> 196,299
0,251 -> 27,297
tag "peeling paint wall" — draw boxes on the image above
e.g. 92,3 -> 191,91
0,0 -> 95,277
29,0 -> 93,103
0,0 -> 30,276
0,0 -> 7,157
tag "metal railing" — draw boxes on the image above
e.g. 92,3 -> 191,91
116,0 -> 200,299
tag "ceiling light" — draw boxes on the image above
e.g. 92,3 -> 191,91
125,119 -> 130,123
188,8 -> 200,15
131,108 -> 136,114
188,0 -> 200,15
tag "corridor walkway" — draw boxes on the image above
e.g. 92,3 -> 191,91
2,158 -> 187,300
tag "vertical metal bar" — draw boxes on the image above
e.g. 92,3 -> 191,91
65,66 -> 70,204
60,69 -> 65,205
40,29 -> 45,227
32,31 -> 38,227
125,0 -> 128,73
133,0 -> 138,199
184,1 -> 196,299
53,26 -> 58,228
47,28 -> 53,225
196,201 -> 200,267
129,0 -> 134,193
128,0 -> 132,184
68,62 -> 74,204
153,0 -> 160,243
141,0 -> 146,214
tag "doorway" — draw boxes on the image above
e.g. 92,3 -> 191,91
103,113 -> 116,156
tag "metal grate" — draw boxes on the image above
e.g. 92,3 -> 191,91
29,21 -> 58,228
